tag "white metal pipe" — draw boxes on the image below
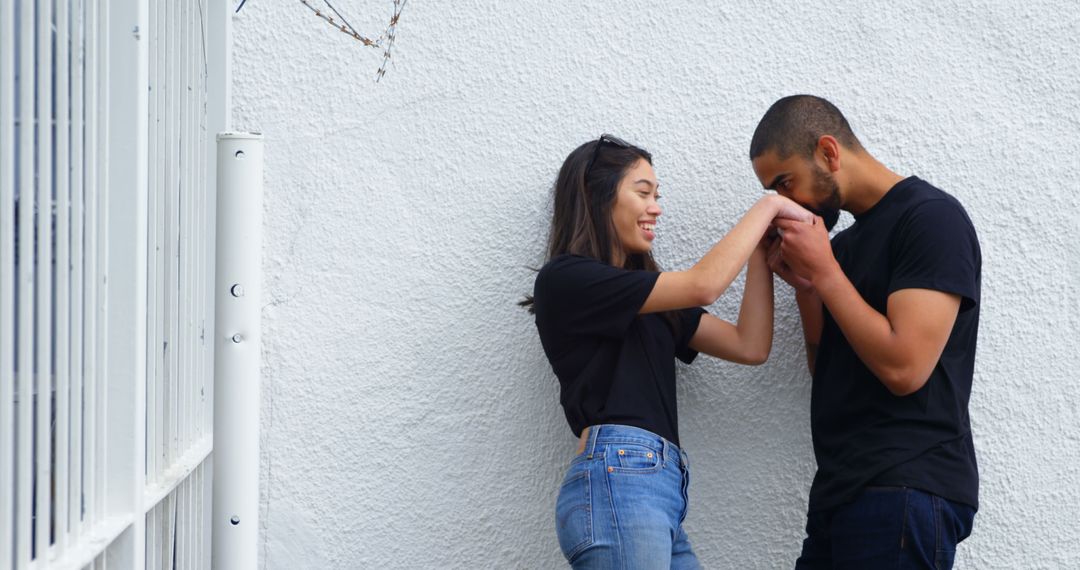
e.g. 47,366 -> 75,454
35,0 -> 54,559
196,0 -> 209,448
211,132 -> 263,570
149,506 -> 158,570
0,0 -> 17,567
165,0 -> 178,471
149,0 -> 161,495
56,0 -> 72,554
184,0 -> 195,462
202,5 -> 228,565
69,0 -> 85,541
187,0 -> 198,463
84,0 -> 99,529
94,0 -> 109,529
180,477 -> 188,568
184,2 -> 193,468
165,494 -> 175,566
103,0 -> 149,564
150,0 -> 164,474
16,0 -> 36,566
178,0 -> 189,463
197,463 -> 206,568
146,0 -> 161,488
187,472 -> 194,567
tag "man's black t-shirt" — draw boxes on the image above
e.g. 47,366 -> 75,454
811,176 -> 981,513
532,255 -> 705,446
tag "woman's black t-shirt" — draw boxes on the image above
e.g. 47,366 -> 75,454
532,254 -> 705,446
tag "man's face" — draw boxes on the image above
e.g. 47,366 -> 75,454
752,150 -> 842,230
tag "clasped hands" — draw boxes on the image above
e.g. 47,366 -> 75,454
763,201 -> 839,293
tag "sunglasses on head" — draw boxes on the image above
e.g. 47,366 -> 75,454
585,133 -> 634,177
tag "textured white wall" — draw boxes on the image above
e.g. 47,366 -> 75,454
232,1 -> 1080,568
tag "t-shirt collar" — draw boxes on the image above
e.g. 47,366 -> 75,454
853,176 -> 920,223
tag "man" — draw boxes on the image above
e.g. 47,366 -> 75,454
749,95 -> 981,568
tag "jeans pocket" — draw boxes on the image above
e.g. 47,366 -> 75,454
610,443 -> 662,473
556,468 -> 593,561
933,495 -> 975,569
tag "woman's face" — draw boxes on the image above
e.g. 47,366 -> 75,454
611,158 -> 662,256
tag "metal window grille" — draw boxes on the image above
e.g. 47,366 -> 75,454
1,1 -> 229,568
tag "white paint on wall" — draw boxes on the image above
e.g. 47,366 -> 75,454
233,1 -> 1080,567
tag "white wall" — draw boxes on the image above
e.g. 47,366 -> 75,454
232,1 -> 1080,567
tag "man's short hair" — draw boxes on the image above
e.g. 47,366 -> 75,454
750,95 -> 863,160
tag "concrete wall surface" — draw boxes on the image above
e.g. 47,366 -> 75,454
232,1 -> 1080,568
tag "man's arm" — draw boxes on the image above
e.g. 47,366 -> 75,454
813,273 -> 959,394
775,217 -> 960,395
795,289 -> 824,373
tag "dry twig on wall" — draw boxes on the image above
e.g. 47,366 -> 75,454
298,0 -> 408,82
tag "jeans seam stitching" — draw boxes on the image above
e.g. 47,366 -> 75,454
899,488 -> 911,567
679,461 -> 690,523
602,447 -> 625,569
933,494 -> 943,567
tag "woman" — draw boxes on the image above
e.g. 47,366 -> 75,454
524,134 -> 812,568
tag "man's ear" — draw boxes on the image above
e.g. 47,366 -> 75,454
817,135 -> 841,173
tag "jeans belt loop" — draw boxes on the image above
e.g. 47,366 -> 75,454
586,425 -> 600,458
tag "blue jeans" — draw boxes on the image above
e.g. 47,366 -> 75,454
555,424 -> 700,569
795,487 -> 976,569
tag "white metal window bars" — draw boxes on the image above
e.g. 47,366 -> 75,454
2,1 -> 229,568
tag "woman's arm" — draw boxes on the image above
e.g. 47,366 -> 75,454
640,194 -> 811,314
687,240 -> 774,364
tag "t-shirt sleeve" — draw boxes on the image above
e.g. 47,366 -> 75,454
888,199 -> 981,311
674,307 -> 707,364
534,255 -> 660,338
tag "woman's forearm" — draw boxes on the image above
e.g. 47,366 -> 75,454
689,196 -> 783,305
733,247 -> 775,364
642,195 -> 811,314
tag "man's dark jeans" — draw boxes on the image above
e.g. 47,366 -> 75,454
795,487 -> 976,569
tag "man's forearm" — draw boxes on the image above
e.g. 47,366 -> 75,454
812,267 -> 912,393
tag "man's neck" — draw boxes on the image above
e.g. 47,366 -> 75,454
841,154 -> 906,216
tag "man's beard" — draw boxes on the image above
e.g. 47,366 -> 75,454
810,166 -> 842,231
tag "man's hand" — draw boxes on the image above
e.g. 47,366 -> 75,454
764,224 -> 823,375
765,230 -> 814,292
774,216 -> 841,286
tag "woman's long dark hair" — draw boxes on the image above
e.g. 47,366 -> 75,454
522,137 -> 680,328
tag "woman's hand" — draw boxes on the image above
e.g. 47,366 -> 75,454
765,195 -> 814,224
